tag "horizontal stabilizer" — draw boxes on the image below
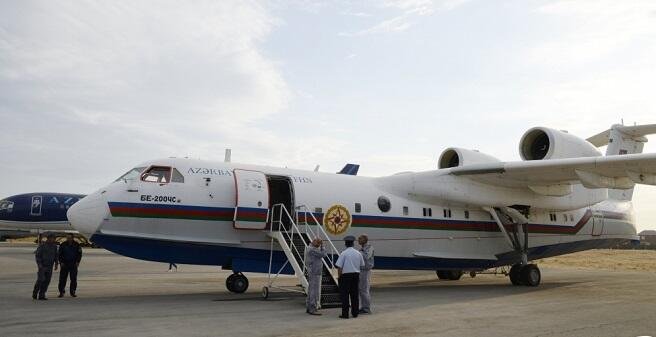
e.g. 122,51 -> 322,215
413,251 -> 498,261
337,163 -> 360,176
587,124 -> 656,147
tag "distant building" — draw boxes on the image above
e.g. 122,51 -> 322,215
639,230 -> 656,248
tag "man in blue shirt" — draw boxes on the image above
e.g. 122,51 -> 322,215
335,235 -> 365,319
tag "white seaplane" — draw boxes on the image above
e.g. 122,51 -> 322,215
67,124 -> 656,306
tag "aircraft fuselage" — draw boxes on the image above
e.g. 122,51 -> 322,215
67,158 -> 638,274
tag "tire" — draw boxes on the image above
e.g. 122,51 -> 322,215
436,270 -> 449,280
262,286 -> 269,300
447,270 -> 463,280
520,264 -> 541,287
231,274 -> 249,293
509,264 -> 523,286
436,270 -> 463,281
225,274 -> 236,292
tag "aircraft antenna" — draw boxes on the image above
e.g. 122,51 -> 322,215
224,149 -> 232,163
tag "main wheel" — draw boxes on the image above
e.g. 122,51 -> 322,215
436,270 -> 463,281
230,273 -> 249,293
520,264 -> 541,287
509,264 -> 523,286
447,270 -> 463,280
436,270 -> 450,280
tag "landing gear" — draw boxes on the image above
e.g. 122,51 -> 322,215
508,264 -> 541,286
226,272 -> 249,293
520,264 -> 541,287
509,264 -> 522,285
261,286 -> 269,300
436,270 -> 464,281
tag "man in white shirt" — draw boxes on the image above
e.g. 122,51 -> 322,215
335,235 -> 365,319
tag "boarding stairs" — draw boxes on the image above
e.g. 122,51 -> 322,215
265,204 -> 341,308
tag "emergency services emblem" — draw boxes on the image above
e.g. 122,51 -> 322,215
323,204 -> 352,235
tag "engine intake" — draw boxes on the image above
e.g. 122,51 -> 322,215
438,148 -> 500,169
519,127 -> 600,161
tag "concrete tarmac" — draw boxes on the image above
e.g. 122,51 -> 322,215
1,243 -> 655,337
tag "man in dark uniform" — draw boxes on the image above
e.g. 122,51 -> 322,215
335,235 -> 364,319
33,233 -> 59,300
58,233 -> 82,297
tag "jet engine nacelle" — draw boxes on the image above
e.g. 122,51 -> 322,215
438,148 -> 500,169
519,127 -> 601,161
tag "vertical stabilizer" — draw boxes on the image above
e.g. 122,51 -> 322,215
587,124 -> 656,200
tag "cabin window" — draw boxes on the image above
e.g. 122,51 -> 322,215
549,213 -> 556,222
403,206 -> 409,216
115,167 -> 146,182
377,196 -> 391,213
464,210 -> 470,219
563,214 -> 568,222
423,208 -> 427,217
315,207 -> 323,214
171,168 -> 185,183
443,209 -> 452,218
354,203 -> 361,213
141,166 -> 172,183
428,208 -> 432,217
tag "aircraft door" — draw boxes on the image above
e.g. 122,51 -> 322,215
30,195 -> 42,216
233,169 -> 269,230
592,214 -> 604,236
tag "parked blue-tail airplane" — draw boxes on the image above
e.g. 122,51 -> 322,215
0,193 -> 86,238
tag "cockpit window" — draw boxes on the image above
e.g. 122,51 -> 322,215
115,167 -> 146,182
171,168 -> 184,183
141,166 -> 172,183
0,200 -> 14,213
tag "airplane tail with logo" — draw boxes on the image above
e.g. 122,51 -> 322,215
587,123 -> 656,200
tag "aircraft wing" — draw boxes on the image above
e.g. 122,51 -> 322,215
449,153 -> 656,192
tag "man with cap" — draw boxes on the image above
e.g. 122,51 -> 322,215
33,233 -> 59,300
358,234 -> 374,314
305,238 -> 327,315
58,233 -> 83,297
335,235 -> 365,319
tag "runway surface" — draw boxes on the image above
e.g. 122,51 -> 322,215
1,243 -> 655,337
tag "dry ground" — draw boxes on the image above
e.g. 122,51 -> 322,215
537,249 -> 656,272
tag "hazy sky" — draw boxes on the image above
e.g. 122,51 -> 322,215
1,0 -> 656,230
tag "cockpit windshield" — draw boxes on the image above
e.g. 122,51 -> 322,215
0,200 -> 14,213
141,166 -> 172,183
114,167 -> 146,182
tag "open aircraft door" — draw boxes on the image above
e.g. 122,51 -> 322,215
233,169 -> 269,230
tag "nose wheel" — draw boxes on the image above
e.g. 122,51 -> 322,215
226,272 -> 249,293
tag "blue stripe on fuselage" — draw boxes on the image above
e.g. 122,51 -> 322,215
91,233 -> 632,272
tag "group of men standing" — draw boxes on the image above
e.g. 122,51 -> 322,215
32,233 -> 82,300
305,234 -> 374,319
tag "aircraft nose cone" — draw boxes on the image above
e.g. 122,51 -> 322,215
67,192 -> 109,238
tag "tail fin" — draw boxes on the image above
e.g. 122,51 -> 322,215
587,123 -> 656,200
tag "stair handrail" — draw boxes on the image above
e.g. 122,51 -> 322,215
269,203 -> 309,278
294,205 -> 340,272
